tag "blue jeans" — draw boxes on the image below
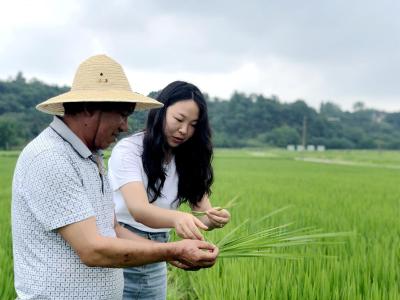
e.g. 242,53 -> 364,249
120,223 -> 169,300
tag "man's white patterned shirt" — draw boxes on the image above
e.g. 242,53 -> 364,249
12,117 -> 123,299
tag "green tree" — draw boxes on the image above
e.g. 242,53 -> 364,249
260,125 -> 300,147
0,115 -> 21,149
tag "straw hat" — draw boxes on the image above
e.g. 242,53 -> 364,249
36,54 -> 163,115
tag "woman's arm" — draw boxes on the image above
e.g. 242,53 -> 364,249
191,195 -> 231,230
120,182 -> 208,240
58,216 -> 218,269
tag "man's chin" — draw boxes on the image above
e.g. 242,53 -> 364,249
95,142 -> 113,150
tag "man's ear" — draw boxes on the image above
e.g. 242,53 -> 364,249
80,110 -> 101,129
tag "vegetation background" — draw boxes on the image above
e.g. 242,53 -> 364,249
1,73 -> 400,150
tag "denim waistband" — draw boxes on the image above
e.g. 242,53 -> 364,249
119,222 -> 169,242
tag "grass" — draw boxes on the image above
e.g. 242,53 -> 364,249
1,149 -> 399,299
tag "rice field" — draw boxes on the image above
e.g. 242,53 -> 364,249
1,149 -> 399,299
0,152 -> 17,300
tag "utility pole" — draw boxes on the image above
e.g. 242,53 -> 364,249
302,116 -> 307,148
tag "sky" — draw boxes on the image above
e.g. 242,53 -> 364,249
1,0 -> 400,112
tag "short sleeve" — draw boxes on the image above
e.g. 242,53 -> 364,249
23,149 -> 94,231
108,138 -> 144,191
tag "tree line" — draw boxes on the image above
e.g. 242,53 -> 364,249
1,73 -> 400,150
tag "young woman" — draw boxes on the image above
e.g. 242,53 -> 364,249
108,81 -> 230,300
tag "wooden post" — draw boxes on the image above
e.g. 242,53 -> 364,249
302,116 -> 307,148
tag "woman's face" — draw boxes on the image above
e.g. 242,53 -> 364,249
164,99 -> 199,148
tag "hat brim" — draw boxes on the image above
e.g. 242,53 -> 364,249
36,90 -> 163,115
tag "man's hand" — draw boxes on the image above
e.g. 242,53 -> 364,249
170,239 -> 218,269
169,260 -> 199,271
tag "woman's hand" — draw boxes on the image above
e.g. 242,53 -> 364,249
174,212 -> 208,240
205,208 -> 231,229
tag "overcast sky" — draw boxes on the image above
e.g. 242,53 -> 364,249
1,0 -> 399,112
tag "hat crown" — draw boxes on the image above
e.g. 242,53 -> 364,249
71,55 -> 132,92
36,54 -> 163,115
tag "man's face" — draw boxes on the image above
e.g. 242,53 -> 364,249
94,110 -> 130,149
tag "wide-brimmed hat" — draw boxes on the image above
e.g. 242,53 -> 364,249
36,54 -> 163,115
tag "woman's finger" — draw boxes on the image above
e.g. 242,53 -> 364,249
189,222 -> 204,240
193,217 -> 208,230
206,212 -> 228,224
177,225 -> 196,240
208,209 -> 230,218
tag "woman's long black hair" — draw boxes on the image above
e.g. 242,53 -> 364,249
142,81 -> 213,207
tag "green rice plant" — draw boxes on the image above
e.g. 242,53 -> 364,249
191,195 -> 239,217
170,149 -> 400,299
0,156 -> 17,300
216,217 -> 352,259
193,205 -> 352,260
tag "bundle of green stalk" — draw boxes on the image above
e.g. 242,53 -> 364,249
191,196 -> 239,217
194,202 -> 352,259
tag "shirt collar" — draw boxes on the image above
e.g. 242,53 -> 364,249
49,116 -> 93,159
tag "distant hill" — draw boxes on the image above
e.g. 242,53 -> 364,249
1,72 -> 400,150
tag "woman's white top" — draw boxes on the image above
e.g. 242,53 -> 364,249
108,132 -> 179,233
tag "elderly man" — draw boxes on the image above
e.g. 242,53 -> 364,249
12,55 -> 218,299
